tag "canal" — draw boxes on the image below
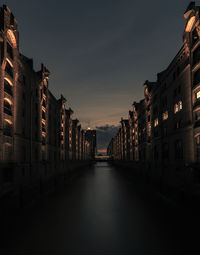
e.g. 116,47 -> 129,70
1,162 -> 198,254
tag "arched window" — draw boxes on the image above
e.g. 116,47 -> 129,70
5,60 -> 13,78
4,78 -> 13,96
3,119 -> 13,137
7,29 -> 17,48
7,42 -> 13,60
4,98 -> 12,116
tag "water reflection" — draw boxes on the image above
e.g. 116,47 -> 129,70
2,162 -> 183,255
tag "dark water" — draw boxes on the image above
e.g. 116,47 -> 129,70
1,162 -> 198,255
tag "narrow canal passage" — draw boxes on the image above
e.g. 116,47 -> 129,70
2,162 -> 195,255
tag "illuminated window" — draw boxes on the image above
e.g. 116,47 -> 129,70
174,104 -> 178,113
154,118 -> 159,127
195,90 -> 200,101
4,79 -> 13,96
174,101 -> 182,114
4,98 -> 12,116
162,111 -> 168,121
185,16 -> 195,32
5,60 -> 13,78
179,101 -> 182,110
3,119 -> 13,137
7,29 -> 17,48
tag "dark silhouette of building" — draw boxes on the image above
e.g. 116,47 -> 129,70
85,129 -> 97,159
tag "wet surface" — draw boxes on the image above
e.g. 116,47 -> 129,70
1,162 -> 198,255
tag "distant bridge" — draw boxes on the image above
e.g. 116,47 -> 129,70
95,155 -> 111,162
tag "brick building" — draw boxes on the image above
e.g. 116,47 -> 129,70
108,2 -> 200,172
0,5 -> 94,206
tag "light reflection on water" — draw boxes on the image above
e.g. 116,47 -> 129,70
2,162 -> 183,255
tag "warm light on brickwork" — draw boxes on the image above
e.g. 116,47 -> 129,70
185,16 -> 195,32
7,29 -> 17,48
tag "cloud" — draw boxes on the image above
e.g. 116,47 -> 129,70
96,124 -> 120,152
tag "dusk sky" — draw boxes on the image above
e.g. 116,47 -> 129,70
3,0 -> 192,150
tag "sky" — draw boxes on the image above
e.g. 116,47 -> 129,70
2,0 -> 193,151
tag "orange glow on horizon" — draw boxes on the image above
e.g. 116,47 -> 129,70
98,149 -> 107,153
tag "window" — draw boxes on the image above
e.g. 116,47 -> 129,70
42,100 -> 46,107
195,90 -> 200,101
5,60 -> 13,78
3,119 -> 12,137
154,118 -> 159,127
42,110 -> 46,120
4,99 -> 12,116
4,79 -> 13,96
179,101 -> 182,110
7,42 -> 13,59
174,101 -> 183,114
42,123 -> 46,132
7,29 -> 17,48
162,111 -> 168,121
